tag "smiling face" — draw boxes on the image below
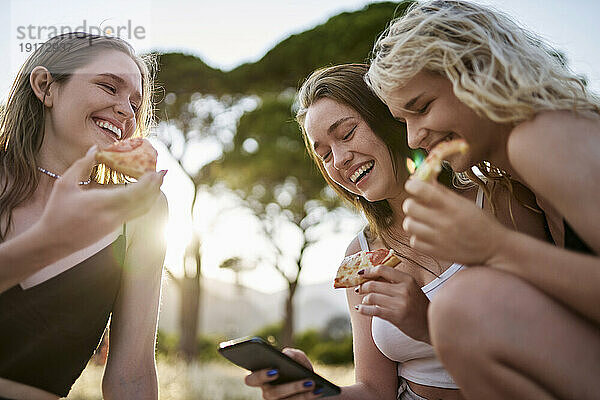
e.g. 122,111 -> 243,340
43,49 -> 142,162
385,71 -> 510,172
304,98 -> 405,202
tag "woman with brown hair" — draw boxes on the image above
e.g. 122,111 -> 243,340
0,33 -> 166,399
244,63 -> 547,400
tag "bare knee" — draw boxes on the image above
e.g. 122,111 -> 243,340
428,268 -> 513,359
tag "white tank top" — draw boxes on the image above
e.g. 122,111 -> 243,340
363,186 -> 484,388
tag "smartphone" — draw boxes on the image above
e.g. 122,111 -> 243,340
218,336 -> 341,397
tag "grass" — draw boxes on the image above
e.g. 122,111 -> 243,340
67,358 -> 354,400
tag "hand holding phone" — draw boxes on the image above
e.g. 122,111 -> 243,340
219,336 -> 341,397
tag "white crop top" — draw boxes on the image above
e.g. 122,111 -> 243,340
362,186 -> 484,388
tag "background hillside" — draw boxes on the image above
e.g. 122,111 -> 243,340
154,2 -> 410,112
159,279 -> 348,338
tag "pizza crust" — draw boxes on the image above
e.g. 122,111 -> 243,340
333,249 -> 401,288
413,139 -> 469,182
95,138 -> 157,178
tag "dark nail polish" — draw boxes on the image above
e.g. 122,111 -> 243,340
357,269 -> 365,275
314,387 -> 323,394
267,369 -> 278,377
303,381 -> 314,387
354,305 -> 359,310
354,287 -> 359,293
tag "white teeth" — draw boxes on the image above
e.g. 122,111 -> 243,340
350,161 -> 374,183
95,119 -> 122,139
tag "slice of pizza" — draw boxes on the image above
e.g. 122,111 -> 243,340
413,139 -> 469,182
334,248 -> 401,289
95,138 -> 157,178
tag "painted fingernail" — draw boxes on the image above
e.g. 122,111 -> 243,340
86,145 -> 98,155
267,369 -> 278,377
314,387 -> 323,394
303,381 -> 314,387
357,269 -> 365,275
354,287 -> 359,293
402,217 -> 410,231
354,305 -> 360,311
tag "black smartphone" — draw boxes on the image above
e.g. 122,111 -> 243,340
218,336 -> 341,397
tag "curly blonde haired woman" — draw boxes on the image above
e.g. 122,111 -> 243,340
366,1 -> 600,399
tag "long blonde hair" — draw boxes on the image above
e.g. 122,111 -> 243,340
366,0 -> 600,218
0,33 -> 156,240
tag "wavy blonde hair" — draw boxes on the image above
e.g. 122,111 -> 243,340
366,0 -> 600,219
0,33 -> 156,239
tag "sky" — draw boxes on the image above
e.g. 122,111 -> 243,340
2,0 -> 600,292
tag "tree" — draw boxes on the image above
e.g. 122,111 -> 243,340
158,93 -> 256,361
153,1 -> 410,352
219,256 -> 256,294
209,94 -> 343,347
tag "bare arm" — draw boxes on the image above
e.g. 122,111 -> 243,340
0,148 -> 165,293
494,111 -> 600,321
102,192 -> 168,400
507,111 -> 600,253
337,238 -> 399,400
244,237 -> 398,400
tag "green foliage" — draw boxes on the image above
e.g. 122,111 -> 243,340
253,322 -> 284,347
210,94 -> 333,220
156,330 -> 226,363
157,326 -> 352,365
294,329 -> 322,353
295,329 -> 353,365
310,336 -> 353,365
226,2 -> 413,93
154,2 -> 412,120
197,334 -> 228,362
156,330 -> 179,355
250,326 -> 353,365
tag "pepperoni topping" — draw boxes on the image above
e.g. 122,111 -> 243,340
368,248 -> 392,265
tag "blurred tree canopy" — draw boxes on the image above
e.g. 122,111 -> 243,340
154,2 -> 412,115
154,1 -> 412,348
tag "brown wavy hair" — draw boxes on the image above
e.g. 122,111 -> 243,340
0,32 -> 156,240
296,63 -> 416,237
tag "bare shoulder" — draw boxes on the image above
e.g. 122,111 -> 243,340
508,111 -> 600,185
509,111 -> 600,160
345,235 -> 363,257
508,110 -> 600,251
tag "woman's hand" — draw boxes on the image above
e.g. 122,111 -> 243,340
402,178 -> 508,266
244,348 -> 324,399
355,265 -> 430,343
37,146 -> 166,254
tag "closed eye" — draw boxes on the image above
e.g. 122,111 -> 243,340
418,100 -> 433,114
343,125 -> 357,140
99,83 -> 116,93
